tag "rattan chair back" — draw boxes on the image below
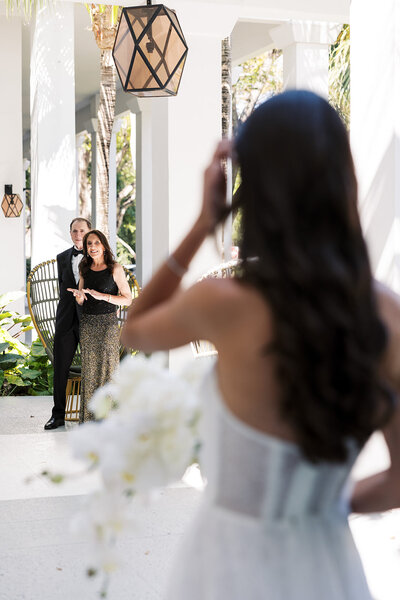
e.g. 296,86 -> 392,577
191,259 -> 239,358
27,260 -> 61,364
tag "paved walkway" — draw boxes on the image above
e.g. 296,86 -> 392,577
0,396 -> 202,600
0,396 -> 399,599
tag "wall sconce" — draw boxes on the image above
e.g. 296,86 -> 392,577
112,0 -> 188,97
1,185 -> 23,218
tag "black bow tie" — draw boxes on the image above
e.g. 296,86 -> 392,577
72,248 -> 84,257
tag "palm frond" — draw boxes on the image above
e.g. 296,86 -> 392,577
5,0 -> 53,20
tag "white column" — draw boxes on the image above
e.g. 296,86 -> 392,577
136,4 -> 237,369
271,21 -> 340,97
351,1 -> 400,292
129,112 -> 137,173
135,100 -> 157,287
30,3 -> 77,267
0,15 -> 25,315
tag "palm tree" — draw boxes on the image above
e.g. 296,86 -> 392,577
221,36 -> 232,261
86,4 -> 120,238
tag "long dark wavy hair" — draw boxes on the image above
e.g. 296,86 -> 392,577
232,90 -> 394,463
79,230 -> 116,277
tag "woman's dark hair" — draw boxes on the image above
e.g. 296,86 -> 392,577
234,90 -> 394,463
79,230 -> 116,277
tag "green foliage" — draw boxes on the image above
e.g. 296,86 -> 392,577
26,258 -> 31,281
232,208 -> 243,247
116,119 -> 135,202
231,50 -> 283,246
116,117 -> 136,266
0,293 -> 53,396
117,204 -> 136,266
329,25 -> 350,128
233,49 -> 283,130
83,133 -> 92,184
230,34 -> 351,248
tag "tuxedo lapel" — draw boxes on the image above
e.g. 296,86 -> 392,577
65,247 -> 75,285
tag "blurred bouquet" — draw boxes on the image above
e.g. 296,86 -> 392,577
68,354 -> 205,594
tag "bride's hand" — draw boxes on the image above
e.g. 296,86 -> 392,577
199,139 -> 233,233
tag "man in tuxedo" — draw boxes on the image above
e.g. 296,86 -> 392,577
44,217 -> 91,430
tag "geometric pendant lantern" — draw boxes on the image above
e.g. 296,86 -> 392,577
1,185 -> 23,218
112,1 -> 188,97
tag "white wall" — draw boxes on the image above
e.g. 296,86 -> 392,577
350,0 -> 400,292
0,15 -> 25,315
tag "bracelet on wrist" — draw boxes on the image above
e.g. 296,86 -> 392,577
166,255 -> 188,278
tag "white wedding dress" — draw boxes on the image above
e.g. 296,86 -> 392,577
165,364 -> 372,599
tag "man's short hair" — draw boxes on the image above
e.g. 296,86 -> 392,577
70,217 -> 92,231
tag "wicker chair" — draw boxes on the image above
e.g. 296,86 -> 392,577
27,259 -> 140,422
191,259 -> 239,359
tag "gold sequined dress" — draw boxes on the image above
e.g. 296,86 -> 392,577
80,267 -> 119,423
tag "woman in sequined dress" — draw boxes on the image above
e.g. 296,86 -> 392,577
68,230 -> 132,423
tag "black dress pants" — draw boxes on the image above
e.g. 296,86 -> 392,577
52,323 -> 80,419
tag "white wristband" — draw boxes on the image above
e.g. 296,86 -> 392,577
166,255 -> 188,278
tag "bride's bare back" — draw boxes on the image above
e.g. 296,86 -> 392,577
197,277 -> 294,442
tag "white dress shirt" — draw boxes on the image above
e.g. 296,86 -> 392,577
71,248 -> 83,285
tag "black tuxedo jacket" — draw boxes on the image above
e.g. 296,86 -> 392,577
55,247 -> 83,334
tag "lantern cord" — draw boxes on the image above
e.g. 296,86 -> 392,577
146,0 -> 154,53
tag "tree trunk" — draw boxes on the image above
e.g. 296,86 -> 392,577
221,37 -> 232,261
221,37 -> 232,139
96,48 -> 116,239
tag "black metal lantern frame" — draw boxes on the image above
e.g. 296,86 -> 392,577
113,1 -> 188,97
1,185 -> 23,218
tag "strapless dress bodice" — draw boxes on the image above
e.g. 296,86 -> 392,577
200,365 -> 357,525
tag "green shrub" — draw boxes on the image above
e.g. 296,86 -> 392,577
0,292 -> 53,396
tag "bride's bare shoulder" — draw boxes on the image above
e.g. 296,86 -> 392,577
193,277 -> 272,324
195,276 -> 264,302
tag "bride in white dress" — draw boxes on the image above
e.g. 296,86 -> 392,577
121,90 -> 400,599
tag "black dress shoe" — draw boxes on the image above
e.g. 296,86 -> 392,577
44,417 -> 65,430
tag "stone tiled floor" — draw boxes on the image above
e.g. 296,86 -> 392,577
0,396 -> 399,599
0,396 -> 202,600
